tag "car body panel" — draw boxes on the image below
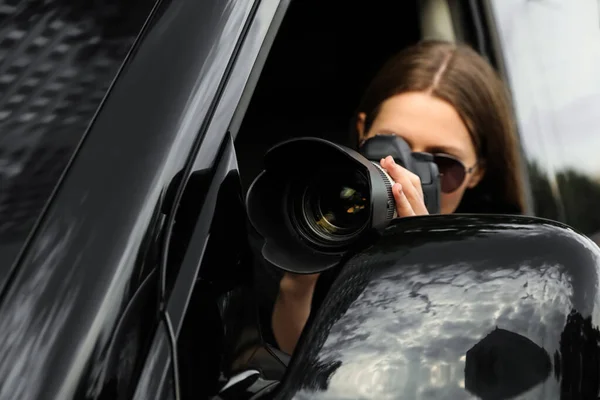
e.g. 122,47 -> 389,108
276,215 -> 600,399
0,0 -> 157,296
164,0 -> 289,334
0,0 -> 259,398
131,322 -> 176,400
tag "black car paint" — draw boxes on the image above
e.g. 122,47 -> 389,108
274,215 -> 600,399
0,0 -> 157,293
0,0 -> 286,398
1,1 -> 600,400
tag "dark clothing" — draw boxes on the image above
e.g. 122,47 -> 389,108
455,188 -> 523,215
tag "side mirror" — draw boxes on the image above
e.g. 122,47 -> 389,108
272,214 -> 600,399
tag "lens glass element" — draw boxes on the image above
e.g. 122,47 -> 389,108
315,185 -> 367,234
290,170 -> 370,249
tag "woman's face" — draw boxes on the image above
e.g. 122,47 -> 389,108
357,91 -> 484,214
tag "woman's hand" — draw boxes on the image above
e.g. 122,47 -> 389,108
272,272 -> 320,355
278,272 -> 320,295
380,155 -> 429,217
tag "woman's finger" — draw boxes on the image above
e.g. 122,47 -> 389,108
392,183 -> 415,217
399,178 -> 429,215
395,170 -> 428,215
406,170 -> 424,200
382,156 -> 428,216
381,156 -> 424,199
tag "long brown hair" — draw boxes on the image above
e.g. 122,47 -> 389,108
354,40 -> 525,214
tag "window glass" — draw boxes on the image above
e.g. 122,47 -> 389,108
491,0 -> 600,243
0,2 -> 155,269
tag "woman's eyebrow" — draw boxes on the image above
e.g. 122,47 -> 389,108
428,145 -> 465,157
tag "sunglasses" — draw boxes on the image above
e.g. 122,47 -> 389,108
432,153 -> 477,194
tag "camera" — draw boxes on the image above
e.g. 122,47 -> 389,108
359,134 -> 440,214
246,135 -> 440,274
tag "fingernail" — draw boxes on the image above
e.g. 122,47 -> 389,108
380,158 -> 385,165
386,155 -> 395,164
394,183 -> 402,193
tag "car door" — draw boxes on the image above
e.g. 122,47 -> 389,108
0,0 -> 157,296
0,1 -> 160,399
0,0 -> 286,399
148,0 -> 291,399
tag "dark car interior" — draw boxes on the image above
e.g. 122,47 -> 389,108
177,1 -> 488,399
235,0 -> 422,192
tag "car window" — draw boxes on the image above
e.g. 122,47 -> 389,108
0,2 -> 155,271
490,0 -> 600,244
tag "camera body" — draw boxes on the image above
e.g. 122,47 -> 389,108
246,136 -> 441,274
360,134 -> 440,215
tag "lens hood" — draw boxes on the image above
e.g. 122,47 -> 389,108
246,137 -> 395,274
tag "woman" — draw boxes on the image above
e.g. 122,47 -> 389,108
271,39 -> 526,355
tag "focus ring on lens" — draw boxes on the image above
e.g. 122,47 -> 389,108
372,162 -> 395,221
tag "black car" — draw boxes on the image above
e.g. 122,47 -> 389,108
1,1 -> 600,399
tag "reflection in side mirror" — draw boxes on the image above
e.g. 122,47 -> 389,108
268,214 -> 600,400
464,328 -> 552,398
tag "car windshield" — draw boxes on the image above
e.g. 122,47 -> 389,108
0,2 -> 154,285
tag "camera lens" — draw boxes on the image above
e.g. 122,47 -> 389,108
245,137 -> 412,274
289,170 -> 371,249
306,183 -> 368,236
